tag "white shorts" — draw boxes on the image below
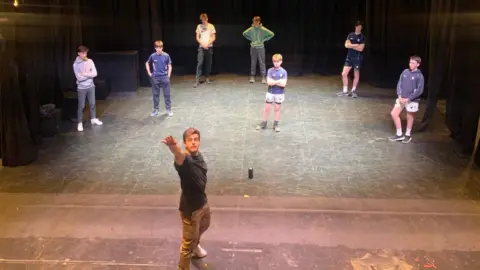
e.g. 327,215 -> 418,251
395,98 -> 419,113
266,92 -> 285,104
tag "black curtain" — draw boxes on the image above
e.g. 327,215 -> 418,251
0,0 -> 81,166
418,0 -> 458,131
80,0 -> 432,88
0,21 -> 37,166
444,0 -> 480,159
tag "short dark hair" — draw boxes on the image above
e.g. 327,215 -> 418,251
183,128 -> 201,142
410,55 -> 422,64
77,45 -> 89,53
253,16 -> 261,22
355,21 -> 363,27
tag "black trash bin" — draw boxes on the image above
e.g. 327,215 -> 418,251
39,104 -> 59,137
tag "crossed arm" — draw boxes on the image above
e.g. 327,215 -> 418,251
267,75 -> 287,87
345,40 -> 365,52
73,62 -> 97,82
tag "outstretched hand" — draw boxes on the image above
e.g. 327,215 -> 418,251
162,136 -> 177,147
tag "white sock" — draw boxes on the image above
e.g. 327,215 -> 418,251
396,129 -> 402,136
405,128 -> 411,136
351,87 -> 356,92
343,86 -> 348,93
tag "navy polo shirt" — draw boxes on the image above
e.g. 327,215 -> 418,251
147,52 -> 172,78
267,67 -> 288,94
346,32 -> 365,59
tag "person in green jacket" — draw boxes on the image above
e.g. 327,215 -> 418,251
242,16 -> 275,84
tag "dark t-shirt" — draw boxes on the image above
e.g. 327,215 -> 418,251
174,153 -> 208,216
346,32 -> 365,59
147,52 -> 172,78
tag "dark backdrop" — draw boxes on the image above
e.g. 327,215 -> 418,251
80,0 -> 434,88
0,0 -> 478,168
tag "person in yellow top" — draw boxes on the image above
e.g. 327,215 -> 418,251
243,16 -> 275,84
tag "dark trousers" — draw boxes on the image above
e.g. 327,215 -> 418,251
77,86 -> 96,122
250,47 -> 266,76
151,76 -> 171,111
196,47 -> 213,80
178,204 -> 211,270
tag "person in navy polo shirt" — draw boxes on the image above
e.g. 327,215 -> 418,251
256,54 -> 288,132
146,40 -> 173,117
337,21 -> 365,98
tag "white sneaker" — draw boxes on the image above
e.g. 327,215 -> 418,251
91,118 -> 103,125
166,110 -> 174,117
77,123 -> 83,132
193,245 -> 207,258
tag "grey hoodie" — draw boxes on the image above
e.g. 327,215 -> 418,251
73,56 -> 97,90
396,69 -> 424,102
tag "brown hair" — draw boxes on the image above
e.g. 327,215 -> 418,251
199,13 -> 208,20
77,45 -> 89,53
154,40 -> 163,48
183,128 -> 201,142
410,55 -> 422,64
253,16 -> 261,22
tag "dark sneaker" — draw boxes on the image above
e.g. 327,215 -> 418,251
351,91 -> 358,98
389,135 -> 405,141
151,109 -> 159,117
193,81 -> 199,88
249,76 -> 255,83
256,121 -> 267,130
273,121 -> 280,132
402,136 -> 412,144
337,91 -> 349,97
206,77 -> 211,84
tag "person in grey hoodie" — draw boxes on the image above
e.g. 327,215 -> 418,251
73,45 -> 103,132
389,55 -> 425,143
243,16 -> 275,84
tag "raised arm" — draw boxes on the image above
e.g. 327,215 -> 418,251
162,136 -> 186,165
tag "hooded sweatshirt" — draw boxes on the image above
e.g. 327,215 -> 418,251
73,56 -> 97,90
396,69 -> 424,103
242,24 -> 275,48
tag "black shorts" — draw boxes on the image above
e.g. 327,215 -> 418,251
344,56 -> 363,70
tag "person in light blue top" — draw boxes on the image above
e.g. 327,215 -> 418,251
146,40 -> 173,117
73,45 -> 103,132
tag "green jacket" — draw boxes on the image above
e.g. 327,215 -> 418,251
242,24 -> 275,48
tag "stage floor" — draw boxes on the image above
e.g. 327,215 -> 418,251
0,74 -> 480,269
0,74 -> 478,199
